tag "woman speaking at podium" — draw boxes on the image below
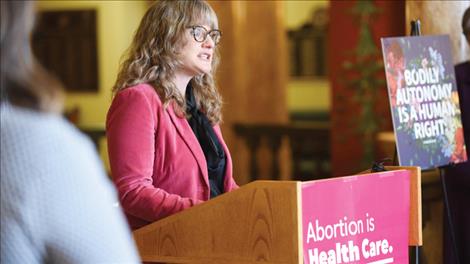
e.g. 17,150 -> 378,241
107,0 -> 238,230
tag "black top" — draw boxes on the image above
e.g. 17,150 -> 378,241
185,84 -> 226,198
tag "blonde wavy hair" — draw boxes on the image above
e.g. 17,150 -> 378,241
113,0 -> 222,124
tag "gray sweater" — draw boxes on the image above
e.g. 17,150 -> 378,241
1,104 -> 139,264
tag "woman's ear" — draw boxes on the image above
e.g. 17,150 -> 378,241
173,34 -> 189,55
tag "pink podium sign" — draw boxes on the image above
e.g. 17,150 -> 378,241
302,170 -> 410,264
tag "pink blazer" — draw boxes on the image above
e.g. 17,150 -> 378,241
106,84 -> 238,229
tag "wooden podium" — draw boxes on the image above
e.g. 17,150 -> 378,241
133,181 -> 302,263
133,168 -> 421,264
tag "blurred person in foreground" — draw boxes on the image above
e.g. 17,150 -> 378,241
0,1 -> 140,263
107,0 -> 238,230
443,6 -> 470,264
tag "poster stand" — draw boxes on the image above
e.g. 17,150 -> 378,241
439,166 -> 461,264
409,20 -> 422,264
382,18 -> 466,264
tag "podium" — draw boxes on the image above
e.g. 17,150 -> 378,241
133,168 -> 421,263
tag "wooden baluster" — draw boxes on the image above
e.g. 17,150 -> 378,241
289,136 -> 302,181
267,134 -> 282,181
318,130 -> 331,179
246,134 -> 261,181
234,122 -> 331,182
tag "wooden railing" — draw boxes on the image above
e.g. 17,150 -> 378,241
233,122 -> 330,182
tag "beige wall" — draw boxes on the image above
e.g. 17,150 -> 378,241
35,1 -> 331,174
37,1 -> 331,120
37,1 -> 148,127
284,0 -> 328,30
284,1 -> 330,113
287,79 -> 330,113
37,1 -> 148,170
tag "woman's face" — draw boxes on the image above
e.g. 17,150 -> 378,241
177,24 -> 217,77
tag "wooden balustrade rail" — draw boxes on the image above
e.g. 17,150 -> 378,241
234,122 -> 331,182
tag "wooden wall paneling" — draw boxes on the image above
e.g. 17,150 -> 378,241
244,1 -> 289,181
210,1 -> 250,184
210,1 -> 290,184
244,1 -> 288,124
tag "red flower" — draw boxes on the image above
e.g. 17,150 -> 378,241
451,127 -> 468,163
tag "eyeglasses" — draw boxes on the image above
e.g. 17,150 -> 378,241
188,25 -> 221,45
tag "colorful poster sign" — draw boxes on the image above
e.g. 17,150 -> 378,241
381,35 -> 467,169
302,170 -> 410,264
